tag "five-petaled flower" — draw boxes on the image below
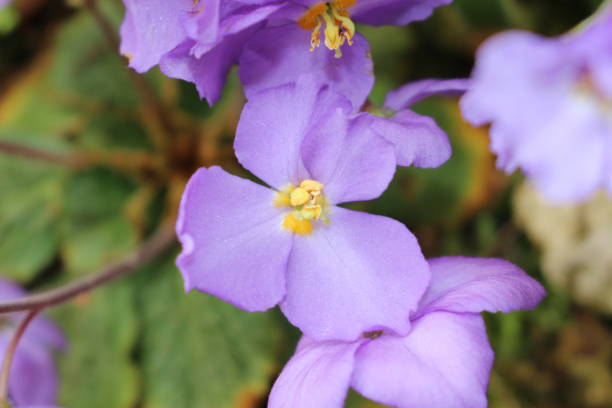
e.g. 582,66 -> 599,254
174,75 -> 454,340
461,7 -> 612,203
268,257 -> 546,408
0,280 -> 65,407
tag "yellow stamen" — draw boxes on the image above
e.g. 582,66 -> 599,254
301,205 -> 322,220
322,12 -> 341,52
299,179 -> 324,194
274,193 -> 290,207
290,187 -> 311,206
274,179 -> 329,235
283,213 -> 313,235
273,184 -> 294,207
310,19 -> 322,51
297,0 -> 356,57
330,7 -> 355,46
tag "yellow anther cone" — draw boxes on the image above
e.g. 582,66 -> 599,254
290,188 -> 311,206
283,213 -> 313,235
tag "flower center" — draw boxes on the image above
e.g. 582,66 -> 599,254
362,330 -> 384,339
297,0 -> 356,58
274,179 -> 330,235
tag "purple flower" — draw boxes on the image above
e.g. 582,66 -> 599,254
175,76 -> 438,341
0,0 -> 10,9
237,21 -> 374,111
120,0 -> 453,105
0,280 -> 65,407
461,8 -> 612,203
268,257 -> 546,408
364,78 -> 470,167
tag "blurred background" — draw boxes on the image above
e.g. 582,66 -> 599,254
0,0 -> 610,407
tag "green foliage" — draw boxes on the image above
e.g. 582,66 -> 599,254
0,157 -> 65,281
134,256 -> 284,408
0,0 -> 151,280
53,281 -> 139,408
0,5 -> 19,34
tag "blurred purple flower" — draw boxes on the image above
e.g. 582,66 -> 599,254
0,0 -> 10,9
120,0 -> 453,105
0,280 -> 65,407
175,76 -> 435,341
461,8 -> 612,203
268,257 -> 546,408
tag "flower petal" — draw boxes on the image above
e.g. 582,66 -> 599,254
351,312 -> 492,408
0,278 -> 23,299
235,76 -> 349,188
187,2 -> 285,58
514,101 -> 608,203
351,0 -> 453,27
301,111 -> 396,204
176,166 -> 292,312
417,257 -> 546,317
239,24 -> 374,110
1,335 -> 59,406
364,110 -> 451,168
281,207 -> 429,341
0,280 -> 65,349
159,25 -> 256,105
119,0 -> 192,72
182,0 -> 221,57
25,319 -> 66,351
384,78 -> 471,111
460,28 -> 612,203
460,31 -> 568,128
269,337 -> 360,408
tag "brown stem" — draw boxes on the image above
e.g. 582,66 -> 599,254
0,310 -> 39,405
83,0 -> 176,150
0,224 -> 175,314
0,140 -> 81,168
0,140 -> 160,173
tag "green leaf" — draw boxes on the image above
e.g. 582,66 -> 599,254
136,255 -> 284,408
61,215 -> 138,276
63,166 -> 136,218
0,0 -> 157,152
0,53 -> 79,147
54,280 -> 139,408
0,156 -> 65,281
0,206 -> 59,281
0,1 -> 157,282
49,0 -> 138,108
61,166 -> 138,276
78,113 -> 152,151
